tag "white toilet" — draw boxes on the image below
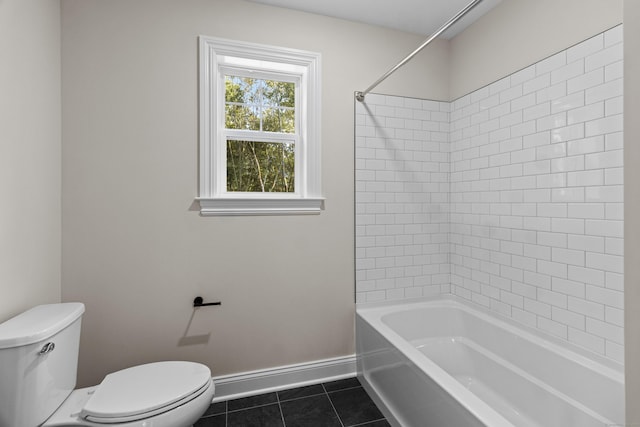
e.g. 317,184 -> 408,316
0,303 -> 215,427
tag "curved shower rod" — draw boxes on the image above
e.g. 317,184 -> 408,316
355,0 -> 484,102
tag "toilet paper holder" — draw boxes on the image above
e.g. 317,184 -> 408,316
193,296 -> 221,307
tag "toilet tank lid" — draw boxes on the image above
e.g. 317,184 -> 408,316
0,303 -> 85,349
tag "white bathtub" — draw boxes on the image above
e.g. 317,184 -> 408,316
356,297 -> 624,427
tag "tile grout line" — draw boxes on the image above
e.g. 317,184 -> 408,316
276,390 -> 287,427
322,382 -> 346,427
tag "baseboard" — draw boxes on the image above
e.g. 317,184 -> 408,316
211,355 -> 357,402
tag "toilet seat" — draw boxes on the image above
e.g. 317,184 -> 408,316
80,361 -> 212,424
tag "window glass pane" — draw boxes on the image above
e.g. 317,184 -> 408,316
225,104 -> 259,130
263,80 -> 295,108
227,140 -> 295,193
225,76 -> 258,104
262,108 -> 295,133
224,75 -> 295,133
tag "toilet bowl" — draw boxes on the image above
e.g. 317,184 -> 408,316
0,303 -> 215,427
43,361 -> 215,426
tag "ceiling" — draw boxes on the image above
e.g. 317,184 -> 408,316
246,0 -> 503,38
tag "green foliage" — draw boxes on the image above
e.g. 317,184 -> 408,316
227,140 -> 294,193
224,76 -> 296,192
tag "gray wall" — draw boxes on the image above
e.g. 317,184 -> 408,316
449,0 -> 623,100
0,0 -> 61,321
60,0 -> 450,387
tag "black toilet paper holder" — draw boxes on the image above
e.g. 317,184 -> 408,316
193,296 -> 221,307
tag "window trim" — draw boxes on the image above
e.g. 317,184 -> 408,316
198,36 -> 323,216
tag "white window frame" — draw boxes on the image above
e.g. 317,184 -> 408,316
198,36 -> 323,216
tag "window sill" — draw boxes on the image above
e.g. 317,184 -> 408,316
197,197 -> 325,216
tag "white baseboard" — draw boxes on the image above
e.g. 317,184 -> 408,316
211,355 -> 357,402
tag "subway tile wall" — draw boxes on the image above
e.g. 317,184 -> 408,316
355,95 -> 451,302
355,25 -> 623,363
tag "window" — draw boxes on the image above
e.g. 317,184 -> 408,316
198,37 -> 323,216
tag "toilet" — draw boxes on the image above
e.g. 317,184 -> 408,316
0,303 -> 214,427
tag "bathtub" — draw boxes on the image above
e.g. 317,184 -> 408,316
356,297 -> 624,427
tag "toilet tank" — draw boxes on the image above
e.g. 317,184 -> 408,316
0,303 -> 85,427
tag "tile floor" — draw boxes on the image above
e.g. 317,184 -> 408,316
195,377 -> 391,427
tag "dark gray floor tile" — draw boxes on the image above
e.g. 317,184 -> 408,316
194,413 -> 226,427
280,394 -> 342,427
227,403 -> 284,427
201,401 -> 226,417
227,392 -> 278,411
329,386 -> 384,426
323,376 -> 361,392
278,384 -> 325,401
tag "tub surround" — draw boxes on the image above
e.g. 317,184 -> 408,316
356,25 -> 624,364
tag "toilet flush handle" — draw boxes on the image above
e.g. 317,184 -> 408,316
38,342 -> 55,355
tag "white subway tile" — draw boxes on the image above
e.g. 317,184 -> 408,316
585,43 -> 623,71
585,185 -> 623,203
536,113 -> 567,132
551,188 -> 584,203
536,143 -> 567,160
552,248 -> 585,267
554,157 -> 584,175
538,260 -> 568,279
552,306 -> 585,330
523,131 -> 550,148
537,231 -> 567,248
567,203 -> 605,220
586,79 -> 623,104
552,59 -> 585,85
586,317 -> 623,344
551,218 -> 584,234
539,288 -> 568,308
500,85 -> 524,104
552,277 -> 586,298
605,237 -> 624,256
568,296 -> 605,320
551,92 -> 585,114
604,26 -> 623,47
605,132 -> 623,151
511,93 -> 537,111
569,328 -> 605,354
604,168 -> 623,185
524,216 -> 551,231
568,266 -> 605,287
538,203 -> 567,217
524,102 -> 551,122
567,34 -> 604,62
551,124 -> 585,143
524,73 -> 551,94
536,51 -> 567,75
567,170 -> 604,187
566,135 -> 604,156
567,102 -> 604,125
586,220 -> 623,239
586,253 -> 623,274
605,306 -> 624,327
605,61 -> 623,82
585,149 -> 623,170
605,96 -> 623,116
606,203 -> 624,221
567,68 -> 603,94
606,341 -> 624,364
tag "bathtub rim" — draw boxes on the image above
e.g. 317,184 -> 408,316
356,294 -> 624,427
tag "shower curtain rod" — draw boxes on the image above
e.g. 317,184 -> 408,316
355,0 -> 483,102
